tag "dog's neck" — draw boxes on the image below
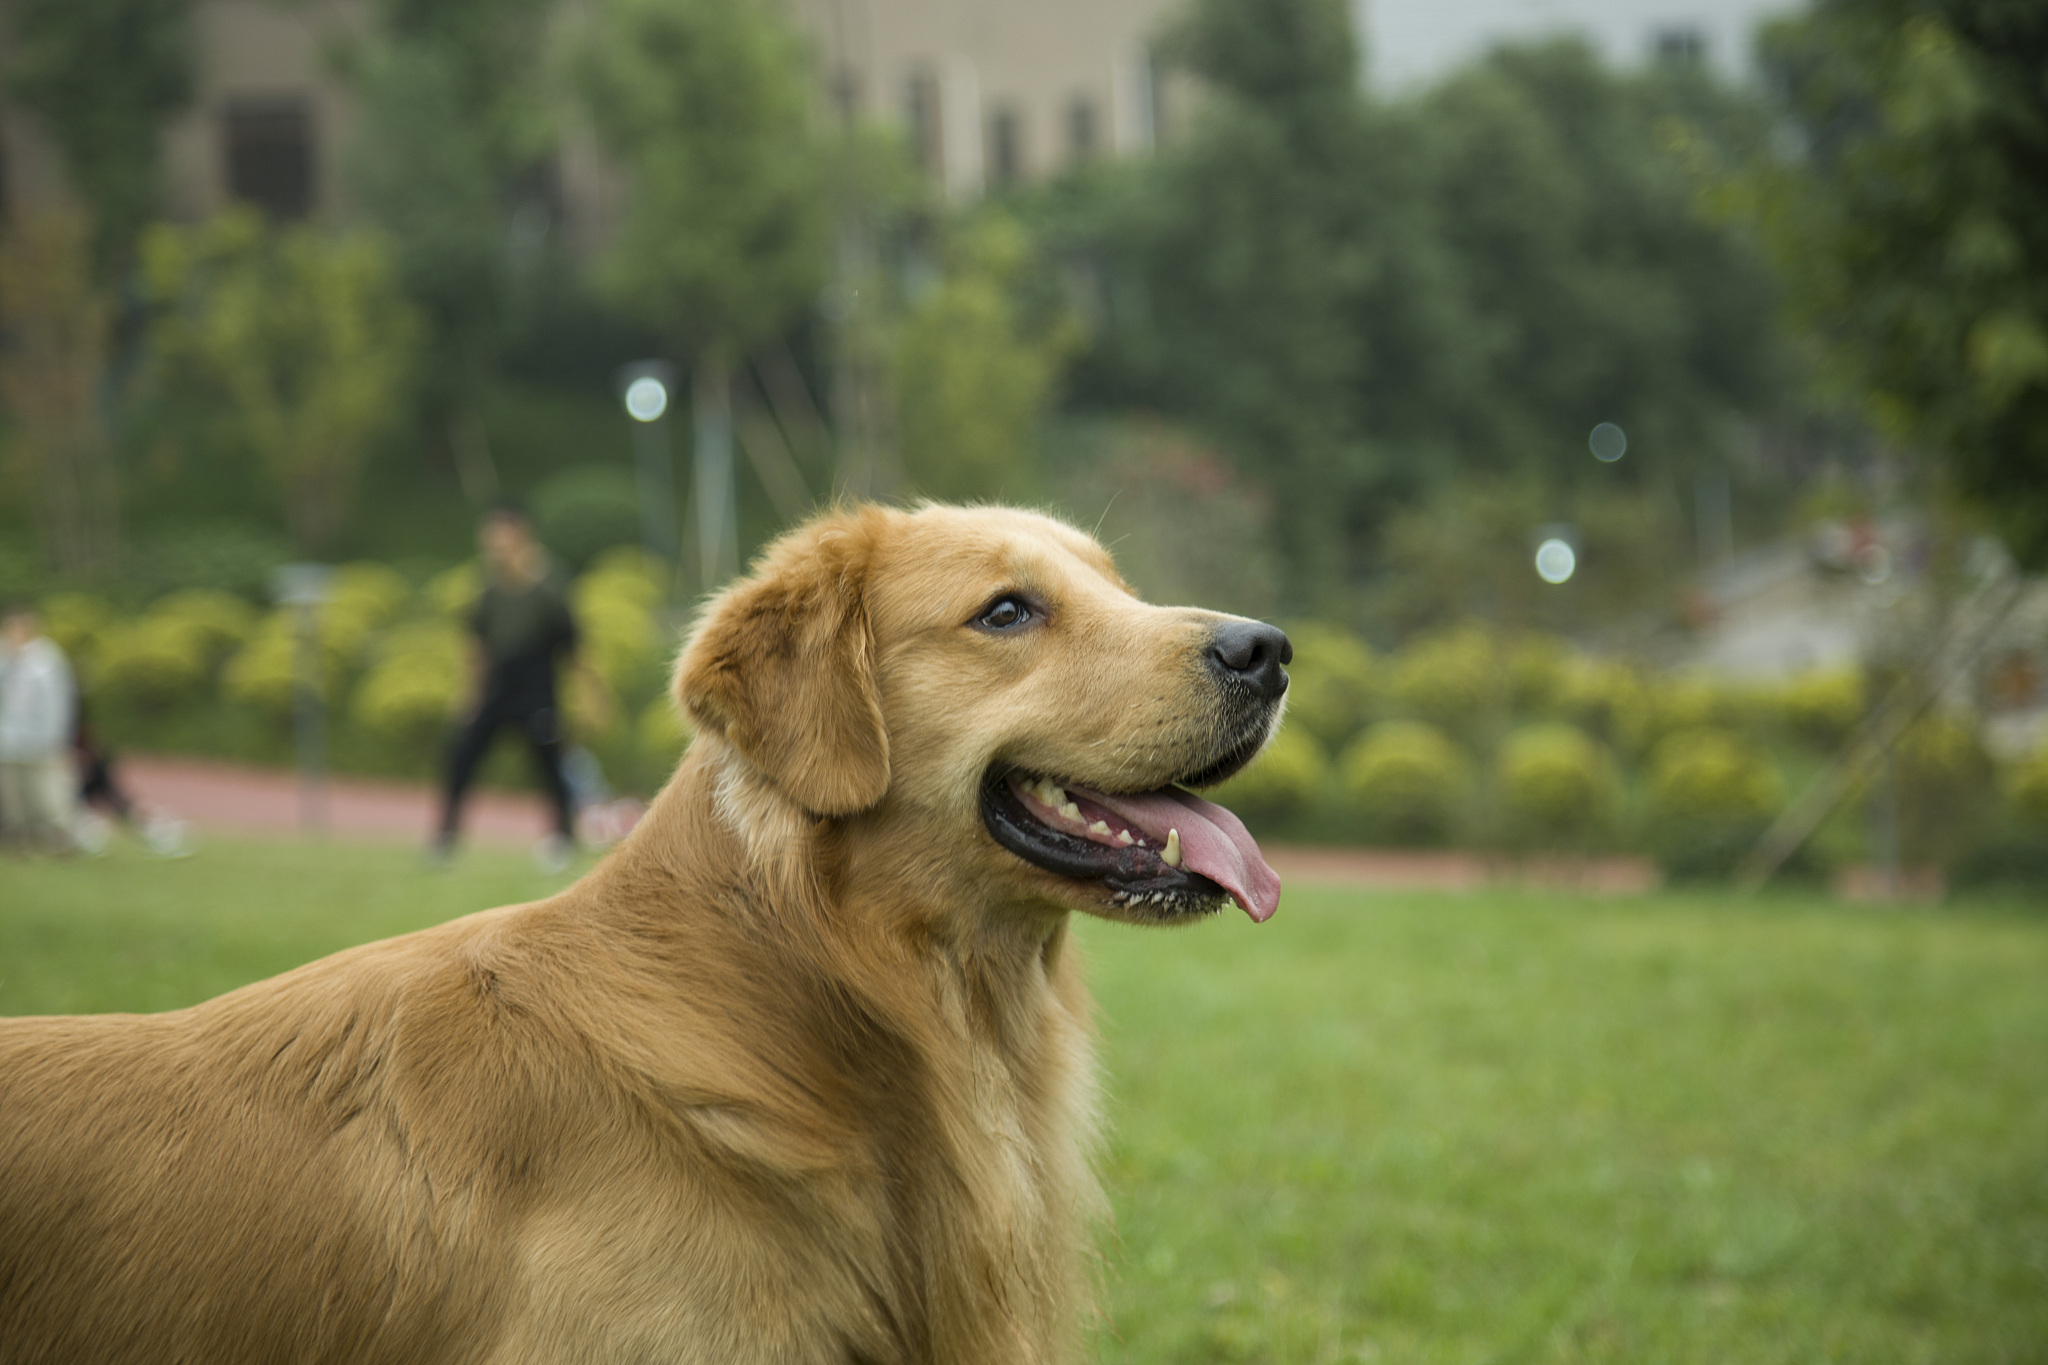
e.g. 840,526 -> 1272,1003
593,740 -> 1101,1361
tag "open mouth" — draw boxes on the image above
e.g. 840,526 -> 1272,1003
979,768 -> 1282,922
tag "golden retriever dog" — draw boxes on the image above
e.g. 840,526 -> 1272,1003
0,503 -> 1289,1364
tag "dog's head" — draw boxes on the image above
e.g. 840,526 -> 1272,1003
675,504 -> 1286,926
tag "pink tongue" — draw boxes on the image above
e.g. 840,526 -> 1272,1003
1079,787 -> 1282,922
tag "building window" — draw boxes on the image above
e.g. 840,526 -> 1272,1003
224,97 -> 314,220
1067,95 -> 1098,164
903,70 -> 942,175
988,105 -> 1023,188
1652,27 -> 1707,67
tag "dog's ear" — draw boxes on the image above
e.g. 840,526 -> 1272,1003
675,511 -> 889,817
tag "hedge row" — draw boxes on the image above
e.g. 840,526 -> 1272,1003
1211,622 -> 2048,880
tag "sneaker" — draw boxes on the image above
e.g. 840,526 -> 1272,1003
141,815 -> 193,858
424,833 -> 456,869
534,833 -> 574,875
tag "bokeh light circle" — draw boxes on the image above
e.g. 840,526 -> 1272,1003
1589,422 -> 1627,462
624,375 -> 670,423
1535,538 -> 1577,584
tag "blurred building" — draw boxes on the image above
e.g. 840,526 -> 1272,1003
0,0 -> 1174,239
1358,0 -> 1801,90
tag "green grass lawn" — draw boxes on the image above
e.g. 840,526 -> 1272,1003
4,842 -> 2045,1363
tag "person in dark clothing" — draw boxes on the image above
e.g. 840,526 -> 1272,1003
434,501 -> 598,870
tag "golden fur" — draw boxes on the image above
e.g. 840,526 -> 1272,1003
0,504 -> 1274,1364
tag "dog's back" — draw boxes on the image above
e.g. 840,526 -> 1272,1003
0,915 -> 544,1362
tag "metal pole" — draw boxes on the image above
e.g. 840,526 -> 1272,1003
694,358 -> 737,588
634,415 -> 677,566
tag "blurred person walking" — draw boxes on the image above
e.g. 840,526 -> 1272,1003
433,501 -> 599,871
0,601 -> 81,853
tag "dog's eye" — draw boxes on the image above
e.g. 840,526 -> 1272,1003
975,596 -> 1033,631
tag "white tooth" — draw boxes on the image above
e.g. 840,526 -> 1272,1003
1116,830 -> 1134,846
1058,802 -> 1081,821
1163,829 -> 1182,867
1051,787 -> 1068,805
1088,820 -> 1111,836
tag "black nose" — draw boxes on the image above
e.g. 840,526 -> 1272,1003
1207,620 -> 1292,701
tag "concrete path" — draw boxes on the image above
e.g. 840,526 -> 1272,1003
118,754 -> 1662,892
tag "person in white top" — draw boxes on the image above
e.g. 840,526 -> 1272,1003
0,601 -> 81,852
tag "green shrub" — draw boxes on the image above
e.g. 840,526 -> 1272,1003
1893,714 -> 1994,868
1340,720 -> 1468,845
93,616 -> 211,706
1646,728 -> 1783,880
1389,625 -> 1499,734
1650,727 -> 1783,821
532,467 -> 643,570
2007,740 -> 2048,827
1507,634 -> 1573,714
1651,674 -> 1752,739
573,573 -> 666,695
1496,722 -> 1616,842
585,546 -> 668,605
1281,622 -> 1375,748
38,593 -> 114,671
1555,655 -> 1655,751
352,621 -> 464,742
150,588 -> 257,666
425,561 -> 483,619
1210,725 -> 1329,818
321,563 -> 411,663
1778,667 -> 1866,748
223,613 -> 333,717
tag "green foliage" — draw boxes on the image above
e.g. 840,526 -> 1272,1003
0,209 -> 119,577
1650,728 -> 1782,821
140,210 -> 421,552
5,0 -> 195,270
572,562 -> 667,694
1278,622 -> 1376,748
425,561 -> 484,619
37,593 -> 115,669
352,620 -> 464,742
1210,725 -> 1329,819
1069,14 -> 1786,605
1388,625 -> 1500,735
1496,722 -> 1616,842
1555,655 -> 1657,753
149,589 -> 256,665
897,216 -> 1078,501
531,468 -> 644,571
569,0 -> 826,357
1892,713 -> 1995,867
221,614 -> 312,717
1743,0 -> 2048,564
1777,666 -> 1867,748
320,563 -> 412,665
1339,720 -> 1468,844
92,615 -> 209,706
342,0 -> 558,421
2005,740 -> 2048,827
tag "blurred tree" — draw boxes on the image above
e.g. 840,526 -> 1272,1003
140,210 -> 421,553
1742,0 -> 2048,565
1411,43 -> 1784,486
1058,14 -> 1786,609
896,215 -> 1078,501
1078,0 -> 1395,601
5,0 -> 194,273
342,0 -> 559,502
0,210 -> 120,574
570,0 -> 828,584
